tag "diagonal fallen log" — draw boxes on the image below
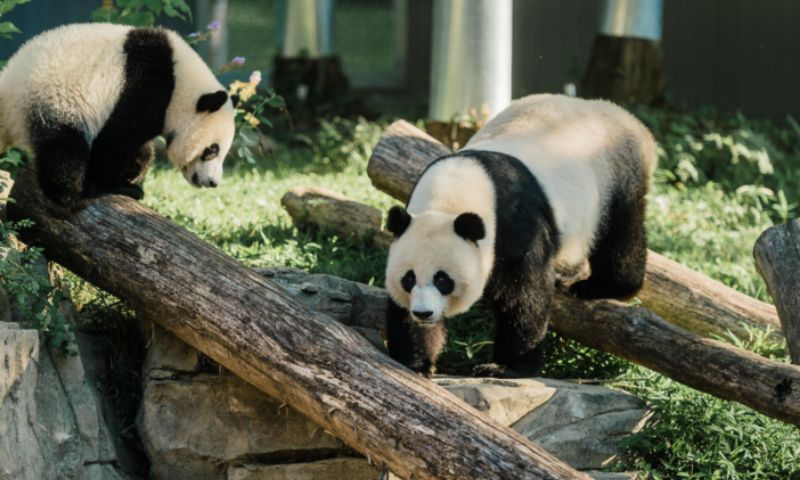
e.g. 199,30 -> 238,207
754,220 -> 800,363
7,167 -> 589,480
369,120 -> 782,344
364,121 -> 800,425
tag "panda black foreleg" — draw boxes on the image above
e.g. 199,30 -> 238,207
31,122 -> 91,209
571,190 -> 647,300
87,137 -> 155,201
102,141 -> 155,200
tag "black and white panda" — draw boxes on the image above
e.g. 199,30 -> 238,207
384,94 -> 657,378
0,23 -> 236,209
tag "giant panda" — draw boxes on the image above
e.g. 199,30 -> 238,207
384,94 -> 657,378
0,23 -> 236,209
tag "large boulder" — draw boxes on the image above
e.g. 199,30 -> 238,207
0,321 -> 127,480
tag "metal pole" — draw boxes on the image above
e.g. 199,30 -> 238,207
600,0 -> 663,41
279,0 -> 335,58
429,0 -> 512,122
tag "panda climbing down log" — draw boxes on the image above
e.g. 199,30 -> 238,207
0,23 -> 236,210
384,94 -> 658,378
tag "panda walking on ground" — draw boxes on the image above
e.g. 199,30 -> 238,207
0,23 -> 236,210
385,94 -> 658,378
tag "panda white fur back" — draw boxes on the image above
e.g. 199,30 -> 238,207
0,23 -> 130,149
385,93 -> 657,377
0,23 -> 235,209
411,94 -> 657,272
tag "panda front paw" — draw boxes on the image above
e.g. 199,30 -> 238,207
472,363 -> 508,378
413,361 -> 436,379
107,183 -> 144,200
473,362 -> 538,379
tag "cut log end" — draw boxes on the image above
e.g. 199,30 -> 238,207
754,221 -> 800,364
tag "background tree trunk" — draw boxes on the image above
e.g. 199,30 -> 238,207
754,220 -> 800,364
7,167 -> 589,480
580,34 -> 665,104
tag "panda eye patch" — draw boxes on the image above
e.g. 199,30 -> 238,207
401,270 -> 415,293
201,143 -> 219,162
433,271 -> 454,295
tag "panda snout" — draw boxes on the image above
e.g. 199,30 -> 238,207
412,310 -> 434,320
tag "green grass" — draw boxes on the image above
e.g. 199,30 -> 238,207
74,106 -> 800,478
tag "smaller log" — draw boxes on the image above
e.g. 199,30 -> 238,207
366,121 -> 450,203
754,220 -> 800,363
281,186 -> 392,248
280,186 -> 800,424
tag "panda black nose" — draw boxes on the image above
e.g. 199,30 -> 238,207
208,179 -> 217,188
191,172 -> 199,186
413,310 -> 433,320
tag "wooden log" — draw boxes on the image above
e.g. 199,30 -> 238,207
364,121 -> 800,424
367,120 -> 782,344
281,186 -> 392,248
7,168 -> 589,480
754,221 -> 800,363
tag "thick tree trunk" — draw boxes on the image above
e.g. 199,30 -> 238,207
367,120 -> 782,344
7,167 -> 588,480
363,121 -> 800,424
754,220 -> 800,364
580,34 -> 665,105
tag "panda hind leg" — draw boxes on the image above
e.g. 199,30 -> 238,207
32,123 -> 91,210
571,192 -> 647,300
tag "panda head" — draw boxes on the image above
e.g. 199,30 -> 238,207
385,206 -> 487,326
166,89 -> 235,189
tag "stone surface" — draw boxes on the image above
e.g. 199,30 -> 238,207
139,372 -> 348,480
226,458 -> 380,480
588,472 -> 639,480
512,378 -> 651,470
0,321 -> 128,480
140,319 -> 199,375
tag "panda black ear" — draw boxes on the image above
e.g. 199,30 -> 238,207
197,90 -> 229,113
454,212 -> 485,243
386,206 -> 411,238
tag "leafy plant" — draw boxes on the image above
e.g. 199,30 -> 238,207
226,70 -> 286,164
616,327 -> 800,479
91,0 -> 191,27
0,220 -> 77,354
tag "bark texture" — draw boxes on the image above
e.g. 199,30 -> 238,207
7,167 -> 588,480
754,220 -> 800,364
